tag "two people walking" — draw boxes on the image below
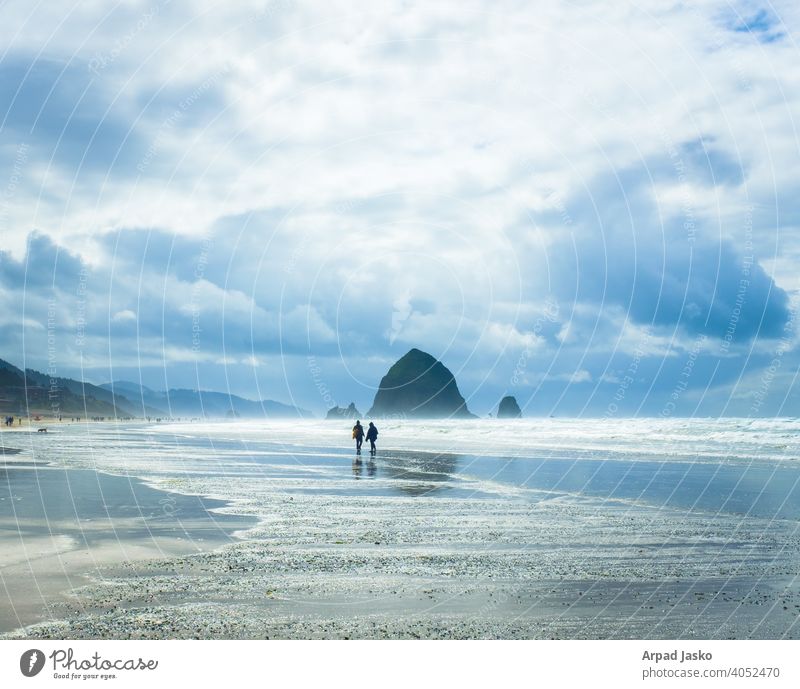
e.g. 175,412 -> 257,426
352,420 -> 378,454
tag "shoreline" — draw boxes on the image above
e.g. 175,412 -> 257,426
0,444 -> 257,636
4,420 -> 800,639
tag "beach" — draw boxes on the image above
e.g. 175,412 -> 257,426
2,418 -> 800,639
0,431 -> 255,634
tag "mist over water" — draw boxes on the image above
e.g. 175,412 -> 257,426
18,417 -> 800,522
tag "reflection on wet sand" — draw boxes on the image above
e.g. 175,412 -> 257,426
352,450 -> 461,496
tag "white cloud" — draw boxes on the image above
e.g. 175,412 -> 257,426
112,309 -> 137,322
1,0 -> 799,413
0,0 -> 796,257
570,369 -> 592,384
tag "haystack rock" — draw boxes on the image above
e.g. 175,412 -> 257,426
497,395 -> 522,419
367,348 -> 475,418
326,402 -> 361,419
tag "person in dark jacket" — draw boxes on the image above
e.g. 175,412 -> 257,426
352,420 -> 365,452
366,422 -> 378,454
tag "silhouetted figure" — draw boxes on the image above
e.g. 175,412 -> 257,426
366,422 -> 378,453
352,420 -> 364,452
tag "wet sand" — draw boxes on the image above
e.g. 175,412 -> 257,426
3,421 -> 800,639
5,469 -> 800,639
0,444 -> 255,635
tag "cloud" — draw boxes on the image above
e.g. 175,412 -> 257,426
543,369 -> 592,384
112,309 -> 137,322
537,159 -> 791,343
0,232 -> 84,290
0,0 -> 798,415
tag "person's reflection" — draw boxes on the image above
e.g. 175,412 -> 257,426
367,458 -> 377,477
352,456 -> 363,479
379,451 -> 460,496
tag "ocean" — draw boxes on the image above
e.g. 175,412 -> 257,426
24,417 -> 800,518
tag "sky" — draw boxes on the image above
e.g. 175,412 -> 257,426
1,0 -> 799,417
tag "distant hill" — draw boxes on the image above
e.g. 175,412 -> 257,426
0,358 -> 312,420
0,358 -> 138,417
367,348 -> 476,418
100,381 -> 311,419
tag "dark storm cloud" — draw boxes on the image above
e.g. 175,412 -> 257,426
540,156 -> 790,343
0,56 -> 145,173
0,232 -> 84,290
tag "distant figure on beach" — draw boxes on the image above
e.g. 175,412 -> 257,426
352,420 -> 364,452
366,422 -> 378,454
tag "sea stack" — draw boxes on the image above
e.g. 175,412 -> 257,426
497,395 -> 522,418
367,348 -> 475,418
326,402 -> 361,419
